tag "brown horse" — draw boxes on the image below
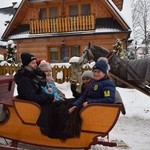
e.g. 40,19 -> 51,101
78,43 -> 150,96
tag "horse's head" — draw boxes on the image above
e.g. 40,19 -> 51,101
78,43 -> 110,65
78,43 -> 94,65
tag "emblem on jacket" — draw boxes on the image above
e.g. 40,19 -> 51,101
104,91 -> 110,97
94,85 -> 98,90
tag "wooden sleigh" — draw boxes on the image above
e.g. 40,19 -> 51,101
0,97 -> 121,150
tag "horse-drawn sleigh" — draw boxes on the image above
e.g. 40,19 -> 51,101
0,75 -> 121,150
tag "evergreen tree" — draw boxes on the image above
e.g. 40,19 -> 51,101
6,40 -> 17,63
113,39 -> 123,57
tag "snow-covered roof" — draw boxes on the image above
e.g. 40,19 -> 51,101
0,0 -> 132,40
0,0 -> 21,9
8,29 -> 126,40
0,0 -> 21,46
0,12 -> 13,39
0,40 -> 7,47
108,0 -> 132,29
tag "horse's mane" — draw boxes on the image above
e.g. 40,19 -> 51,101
90,45 -> 110,61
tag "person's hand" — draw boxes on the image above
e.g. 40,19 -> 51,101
83,102 -> 88,107
60,94 -> 65,99
68,106 -> 77,114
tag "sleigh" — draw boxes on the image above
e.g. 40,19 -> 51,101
0,96 -> 121,150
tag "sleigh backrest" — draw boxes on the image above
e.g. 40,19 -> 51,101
80,103 -> 121,135
13,98 -> 41,125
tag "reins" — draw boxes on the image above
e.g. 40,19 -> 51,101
107,52 -> 142,81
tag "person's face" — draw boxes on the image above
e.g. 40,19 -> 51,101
27,59 -> 37,69
82,77 -> 91,85
44,68 -> 52,77
93,69 -> 106,80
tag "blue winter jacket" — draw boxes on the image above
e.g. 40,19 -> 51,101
41,81 -> 62,101
73,77 -> 115,106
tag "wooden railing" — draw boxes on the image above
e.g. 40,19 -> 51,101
0,64 -> 21,76
30,14 -> 95,34
0,64 -> 91,83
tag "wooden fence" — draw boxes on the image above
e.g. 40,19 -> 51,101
0,64 -> 91,84
0,64 -> 21,75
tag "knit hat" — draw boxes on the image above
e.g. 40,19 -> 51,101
81,70 -> 93,79
97,57 -> 108,64
93,60 -> 108,74
21,53 -> 36,66
97,57 -> 110,71
38,60 -> 52,71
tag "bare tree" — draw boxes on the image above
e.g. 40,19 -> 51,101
132,0 -> 150,55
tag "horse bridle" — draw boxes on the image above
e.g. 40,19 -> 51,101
106,51 -> 114,60
82,48 -> 95,63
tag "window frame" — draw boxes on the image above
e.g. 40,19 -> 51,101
49,45 -> 80,63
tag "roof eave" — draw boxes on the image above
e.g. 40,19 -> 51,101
8,29 -> 131,40
104,0 -> 130,30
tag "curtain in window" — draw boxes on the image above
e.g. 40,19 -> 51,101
69,5 -> 78,16
39,8 -> 47,19
81,4 -> 91,15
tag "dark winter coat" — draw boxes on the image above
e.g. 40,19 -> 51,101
14,67 -> 54,105
73,77 -> 115,106
71,83 -> 88,99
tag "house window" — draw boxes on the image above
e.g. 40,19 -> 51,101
81,4 -> 91,15
49,7 -> 58,18
71,46 -> 80,57
60,47 -> 69,62
39,8 -> 47,19
49,46 -> 80,63
69,5 -> 78,16
50,47 -> 58,63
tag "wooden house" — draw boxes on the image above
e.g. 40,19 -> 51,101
2,0 -> 131,63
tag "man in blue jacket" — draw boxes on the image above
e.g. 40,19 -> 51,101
68,59 -> 115,113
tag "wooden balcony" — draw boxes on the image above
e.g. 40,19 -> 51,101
30,14 -> 95,34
